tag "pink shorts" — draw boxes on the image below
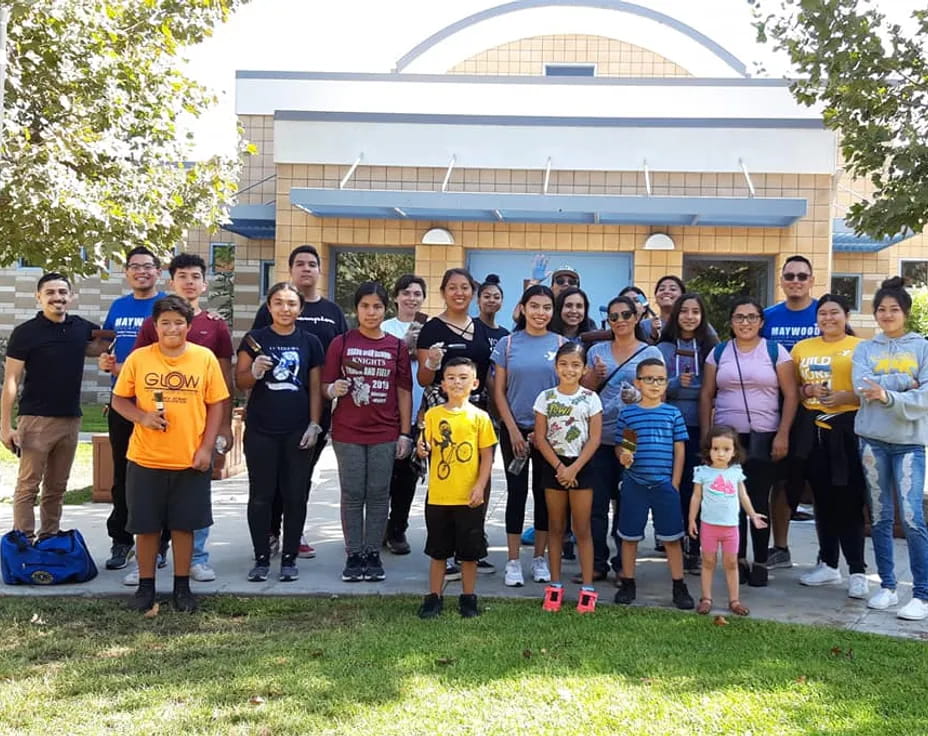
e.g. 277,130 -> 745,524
700,521 -> 739,556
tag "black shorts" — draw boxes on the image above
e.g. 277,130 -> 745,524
126,462 -> 213,534
540,455 -> 595,491
424,504 -> 487,562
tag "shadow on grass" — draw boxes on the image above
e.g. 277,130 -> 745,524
0,595 -> 925,735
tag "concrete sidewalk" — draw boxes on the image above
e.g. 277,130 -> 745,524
2,446 -> 926,640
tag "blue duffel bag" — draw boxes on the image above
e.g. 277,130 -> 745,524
1,529 -> 98,585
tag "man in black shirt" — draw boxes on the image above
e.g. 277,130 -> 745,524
1,273 -> 107,539
251,245 -> 348,558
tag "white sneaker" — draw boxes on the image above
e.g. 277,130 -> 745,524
799,562 -> 842,586
122,563 -> 139,587
847,573 -> 869,599
897,597 -> 928,621
190,563 -> 216,582
867,588 -> 899,610
504,559 -> 524,587
531,555 -> 551,583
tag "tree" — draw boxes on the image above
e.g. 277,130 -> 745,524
333,251 -> 416,326
0,0 -> 253,276
755,0 -> 928,239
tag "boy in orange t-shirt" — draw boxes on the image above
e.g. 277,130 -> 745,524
112,295 -> 229,613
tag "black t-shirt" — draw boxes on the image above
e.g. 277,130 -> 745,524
417,317 -> 492,396
252,297 -> 347,352
482,322 -> 510,353
238,326 -> 325,434
6,312 -> 98,417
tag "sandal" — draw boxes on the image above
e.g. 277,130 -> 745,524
728,599 -> 750,616
697,597 -> 712,615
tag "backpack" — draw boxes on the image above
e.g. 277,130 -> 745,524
1,529 -> 98,585
713,339 -> 779,369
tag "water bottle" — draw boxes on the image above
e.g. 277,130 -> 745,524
507,454 -> 528,475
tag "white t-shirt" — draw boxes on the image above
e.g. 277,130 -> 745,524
532,386 -> 603,457
693,464 -> 747,526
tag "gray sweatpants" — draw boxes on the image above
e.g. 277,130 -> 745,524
333,440 -> 397,555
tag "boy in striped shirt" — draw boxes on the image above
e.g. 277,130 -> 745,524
614,358 -> 694,610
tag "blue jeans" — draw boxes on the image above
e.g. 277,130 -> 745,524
192,527 -> 210,566
860,439 -> 928,600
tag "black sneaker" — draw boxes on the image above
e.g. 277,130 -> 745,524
341,553 -> 365,582
459,593 -> 480,618
385,532 -> 411,555
279,555 -> 299,582
562,541 -> 576,560
172,587 -> 198,613
476,558 -> 496,574
247,563 -> 270,582
363,551 -> 386,582
127,586 -> 156,612
418,593 -> 443,619
672,579 -> 695,610
748,563 -> 769,587
444,561 -> 462,581
105,543 -> 134,570
614,577 -> 636,605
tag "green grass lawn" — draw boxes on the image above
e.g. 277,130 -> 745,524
0,597 -> 925,735
79,402 -> 108,434
0,442 -> 93,498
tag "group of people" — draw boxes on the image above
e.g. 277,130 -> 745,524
3,246 -> 926,623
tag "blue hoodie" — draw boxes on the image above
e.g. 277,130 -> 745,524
852,332 -> 928,445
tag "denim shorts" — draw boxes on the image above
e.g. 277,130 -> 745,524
617,475 -> 684,542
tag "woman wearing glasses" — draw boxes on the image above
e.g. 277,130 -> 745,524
699,297 -> 798,587
619,285 -> 659,344
582,295 -> 663,580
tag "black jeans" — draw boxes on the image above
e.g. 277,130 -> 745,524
105,405 -> 135,546
271,434 -> 327,539
246,427 -> 312,560
590,443 -> 622,574
387,452 -> 419,538
499,426 -> 547,535
738,433 -> 776,564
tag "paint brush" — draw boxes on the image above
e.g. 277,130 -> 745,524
153,391 -> 167,431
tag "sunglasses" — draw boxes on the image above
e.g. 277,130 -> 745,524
608,310 -> 636,322
782,272 -> 811,282
732,313 -> 762,324
554,276 -> 578,287
638,376 -> 667,385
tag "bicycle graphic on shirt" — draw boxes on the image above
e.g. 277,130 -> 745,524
434,419 -> 474,480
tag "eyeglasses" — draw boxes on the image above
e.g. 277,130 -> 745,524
554,276 -> 578,287
732,313 -> 762,324
638,376 -> 668,385
127,263 -> 158,272
782,272 -> 811,282
607,310 -> 635,322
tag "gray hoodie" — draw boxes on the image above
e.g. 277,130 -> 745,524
852,332 -> 928,445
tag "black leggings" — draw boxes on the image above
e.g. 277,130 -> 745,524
245,426 -> 311,560
499,426 -> 547,535
737,434 -> 775,565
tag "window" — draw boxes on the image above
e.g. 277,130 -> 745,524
260,260 -> 276,298
902,259 -> 928,288
830,274 -> 861,311
544,64 -> 595,77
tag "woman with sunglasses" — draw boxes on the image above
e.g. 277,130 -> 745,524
619,285 -> 658,343
551,287 -> 596,343
582,295 -> 663,580
657,292 -> 719,573
699,297 -> 798,587
492,285 -> 565,587
790,294 -> 867,599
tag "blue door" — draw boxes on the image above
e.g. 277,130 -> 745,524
466,250 -> 633,327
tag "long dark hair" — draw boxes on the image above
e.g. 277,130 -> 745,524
605,295 -> 641,341
514,285 -> 556,331
616,288 -> 651,342
550,286 -> 596,336
658,292 -> 718,367
816,293 -> 856,336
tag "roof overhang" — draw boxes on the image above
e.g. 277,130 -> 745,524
832,218 -> 914,253
221,203 -> 276,240
290,188 -> 806,227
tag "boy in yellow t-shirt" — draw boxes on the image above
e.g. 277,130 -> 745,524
112,296 -> 229,613
416,357 -> 497,619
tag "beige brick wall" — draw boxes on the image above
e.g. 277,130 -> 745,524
448,34 -> 691,77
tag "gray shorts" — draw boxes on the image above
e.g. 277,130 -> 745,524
126,461 -> 212,534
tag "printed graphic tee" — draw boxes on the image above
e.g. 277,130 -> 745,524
761,301 -> 820,351
423,403 -> 497,505
490,331 -> 564,428
791,335 -> 862,413
323,330 -> 412,444
114,343 -> 230,470
693,464 -> 747,526
102,291 -> 166,384
252,297 -> 347,352
532,387 -> 602,457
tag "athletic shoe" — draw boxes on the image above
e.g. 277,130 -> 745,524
105,543 -> 134,570
127,586 -> 155,612
122,563 -> 139,587
190,563 -> 216,582
476,558 -> 495,574
614,577 -> 636,605
765,547 -> 793,569
459,593 -> 480,618
298,536 -> 316,559
800,562 -> 842,586
418,593 -> 443,619
444,561 -> 462,581
531,555 -> 551,583
385,532 -> 411,555
268,536 -> 280,558
504,559 -> 524,587
279,554 -> 299,582
172,587 -> 198,613
247,564 -> 270,582
364,551 -> 386,582
341,554 -> 365,582
683,553 -> 702,575
792,504 -> 815,522
561,540 -> 576,560
848,573 -> 869,600
867,588 -> 899,610
672,579 -> 695,610
897,597 -> 928,621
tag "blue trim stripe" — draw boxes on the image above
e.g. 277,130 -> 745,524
393,0 -> 747,76
274,110 -> 824,129
832,218 -> 913,253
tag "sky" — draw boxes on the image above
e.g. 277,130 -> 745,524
181,0 -> 923,160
